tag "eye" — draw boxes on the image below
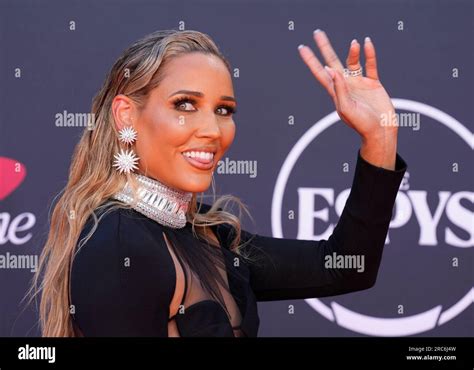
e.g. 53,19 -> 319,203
217,105 -> 237,116
172,96 -> 237,116
172,97 -> 197,112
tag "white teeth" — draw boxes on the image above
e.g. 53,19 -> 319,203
182,151 -> 214,161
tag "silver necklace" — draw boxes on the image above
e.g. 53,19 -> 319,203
113,174 -> 192,229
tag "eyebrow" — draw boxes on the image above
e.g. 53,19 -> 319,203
168,90 -> 236,103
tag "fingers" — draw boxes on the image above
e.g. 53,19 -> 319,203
313,29 -> 345,72
298,44 -> 336,99
364,37 -> 379,80
325,66 -> 353,115
345,39 -> 362,77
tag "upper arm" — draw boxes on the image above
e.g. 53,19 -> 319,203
240,230 -> 363,301
70,209 -> 174,336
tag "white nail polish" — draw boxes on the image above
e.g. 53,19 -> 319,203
313,29 -> 321,34
298,44 -> 305,50
351,39 -> 357,45
365,36 -> 371,43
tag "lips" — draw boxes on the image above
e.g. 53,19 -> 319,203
181,150 -> 215,170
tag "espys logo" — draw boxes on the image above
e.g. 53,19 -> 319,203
271,99 -> 473,336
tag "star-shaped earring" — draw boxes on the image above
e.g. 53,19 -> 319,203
118,126 -> 137,145
114,125 -> 139,174
113,149 -> 139,174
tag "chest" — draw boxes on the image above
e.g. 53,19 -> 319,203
164,228 -> 260,337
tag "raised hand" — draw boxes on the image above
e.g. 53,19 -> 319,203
298,29 -> 399,170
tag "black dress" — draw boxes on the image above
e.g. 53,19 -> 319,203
70,150 -> 407,337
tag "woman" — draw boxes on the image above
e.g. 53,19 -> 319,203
32,29 -> 407,337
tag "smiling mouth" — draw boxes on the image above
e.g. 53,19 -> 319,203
181,150 -> 215,170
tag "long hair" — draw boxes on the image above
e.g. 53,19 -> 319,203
28,29 -> 255,337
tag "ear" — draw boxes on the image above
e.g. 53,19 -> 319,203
111,94 -> 137,131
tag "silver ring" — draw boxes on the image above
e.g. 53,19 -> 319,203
343,67 -> 363,77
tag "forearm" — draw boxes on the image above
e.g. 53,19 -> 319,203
245,149 -> 407,301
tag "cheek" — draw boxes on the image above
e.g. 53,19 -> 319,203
220,121 -> 236,152
137,111 -> 189,156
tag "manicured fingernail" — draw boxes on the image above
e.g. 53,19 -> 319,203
351,38 -> 357,45
298,44 -> 305,50
313,29 -> 322,34
365,36 -> 371,43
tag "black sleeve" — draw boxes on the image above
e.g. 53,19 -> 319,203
70,209 -> 175,336
232,150 -> 407,301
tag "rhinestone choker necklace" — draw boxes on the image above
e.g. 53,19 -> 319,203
113,174 -> 193,229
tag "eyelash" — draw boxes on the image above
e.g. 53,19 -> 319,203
172,96 -> 237,116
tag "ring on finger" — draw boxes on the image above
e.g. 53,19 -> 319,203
343,66 -> 363,77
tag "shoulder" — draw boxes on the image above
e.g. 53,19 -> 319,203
70,206 -> 173,336
75,206 -> 168,258
75,207 -> 120,254
75,201 -> 215,260
72,206 -> 175,296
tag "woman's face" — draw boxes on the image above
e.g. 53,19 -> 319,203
113,52 -> 237,193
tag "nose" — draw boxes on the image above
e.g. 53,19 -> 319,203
195,111 -> 221,139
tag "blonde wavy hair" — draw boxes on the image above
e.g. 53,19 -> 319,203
28,29 -> 255,337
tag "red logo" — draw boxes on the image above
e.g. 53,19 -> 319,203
0,157 -> 27,200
